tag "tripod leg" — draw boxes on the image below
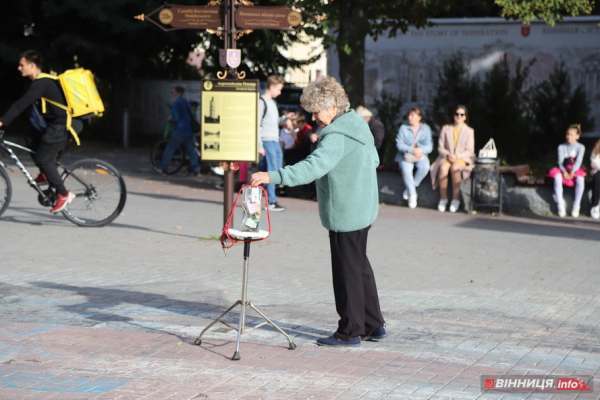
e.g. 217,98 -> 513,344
232,303 -> 244,361
249,303 -> 297,350
194,300 -> 241,345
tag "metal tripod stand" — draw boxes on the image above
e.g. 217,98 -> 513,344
194,230 -> 297,360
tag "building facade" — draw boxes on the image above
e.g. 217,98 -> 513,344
328,17 -> 600,136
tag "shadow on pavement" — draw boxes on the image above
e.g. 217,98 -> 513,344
456,215 -> 600,241
28,282 -> 328,343
128,190 -> 224,206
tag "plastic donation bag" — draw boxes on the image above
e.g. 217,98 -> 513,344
241,186 -> 262,232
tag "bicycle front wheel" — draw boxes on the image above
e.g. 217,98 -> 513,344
150,139 -> 184,175
0,165 -> 12,218
61,159 -> 127,227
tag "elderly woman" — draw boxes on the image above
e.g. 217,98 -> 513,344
251,76 -> 386,347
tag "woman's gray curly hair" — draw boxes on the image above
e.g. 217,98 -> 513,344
300,76 -> 350,113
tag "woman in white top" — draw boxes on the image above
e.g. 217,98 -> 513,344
545,124 -> 587,218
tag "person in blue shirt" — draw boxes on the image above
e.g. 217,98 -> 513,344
395,108 -> 433,209
156,86 -> 200,176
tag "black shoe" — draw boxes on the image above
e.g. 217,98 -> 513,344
267,202 -> 285,212
316,336 -> 361,347
152,166 -> 167,176
187,170 -> 201,177
363,327 -> 388,342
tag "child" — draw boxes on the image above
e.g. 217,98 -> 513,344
546,124 -> 586,217
279,117 -> 296,151
590,139 -> 600,219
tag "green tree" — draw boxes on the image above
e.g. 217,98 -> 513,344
430,52 -> 482,132
479,54 -> 535,163
373,91 -> 403,166
297,0 -> 595,107
530,60 -> 594,159
0,0 -> 322,135
297,0 -> 452,107
495,0 -> 595,25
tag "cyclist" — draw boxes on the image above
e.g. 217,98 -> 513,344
154,86 -> 200,176
0,50 -> 75,213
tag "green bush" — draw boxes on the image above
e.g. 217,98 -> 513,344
373,91 -> 403,167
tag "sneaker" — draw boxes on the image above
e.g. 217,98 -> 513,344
408,194 -> 417,209
267,202 -> 285,212
363,327 -> 388,342
449,199 -> 460,213
187,170 -> 201,177
152,166 -> 167,176
438,199 -> 448,212
402,189 -> 409,200
571,206 -> 580,218
316,336 -> 361,347
34,173 -> 47,184
591,205 -> 600,219
215,183 -> 224,190
50,191 -> 76,214
211,166 -> 225,176
557,202 -> 566,218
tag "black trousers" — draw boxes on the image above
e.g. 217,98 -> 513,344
26,123 -> 69,196
592,172 -> 600,207
329,225 -> 385,341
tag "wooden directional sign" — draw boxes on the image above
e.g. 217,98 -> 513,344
135,4 -> 223,31
235,5 -> 302,30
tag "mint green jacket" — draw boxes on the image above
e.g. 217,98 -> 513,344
269,110 -> 379,232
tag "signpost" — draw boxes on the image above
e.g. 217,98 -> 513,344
235,6 -> 303,30
135,0 -> 316,224
135,5 -> 223,31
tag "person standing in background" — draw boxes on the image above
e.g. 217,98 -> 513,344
258,76 -> 289,211
156,86 -> 200,177
356,106 -> 385,165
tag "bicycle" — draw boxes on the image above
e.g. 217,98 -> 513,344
0,129 -> 127,227
150,101 -> 201,175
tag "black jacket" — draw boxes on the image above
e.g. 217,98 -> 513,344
0,77 -> 67,126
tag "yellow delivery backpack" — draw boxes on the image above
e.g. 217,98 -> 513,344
36,68 -> 105,145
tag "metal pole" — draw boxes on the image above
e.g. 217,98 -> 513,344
224,163 -> 235,226
122,108 -> 129,148
232,241 -> 251,360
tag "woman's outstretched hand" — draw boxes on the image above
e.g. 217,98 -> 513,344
251,172 -> 270,185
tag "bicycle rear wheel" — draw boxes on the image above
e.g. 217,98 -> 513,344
150,139 -> 185,175
61,159 -> 127,227
0,165 -> 12,217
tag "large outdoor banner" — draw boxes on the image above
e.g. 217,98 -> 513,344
327,17 -> 600,137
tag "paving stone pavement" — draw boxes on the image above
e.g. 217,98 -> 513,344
1,142 -> 600,399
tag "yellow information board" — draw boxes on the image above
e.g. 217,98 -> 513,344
201,79 -> 259,162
